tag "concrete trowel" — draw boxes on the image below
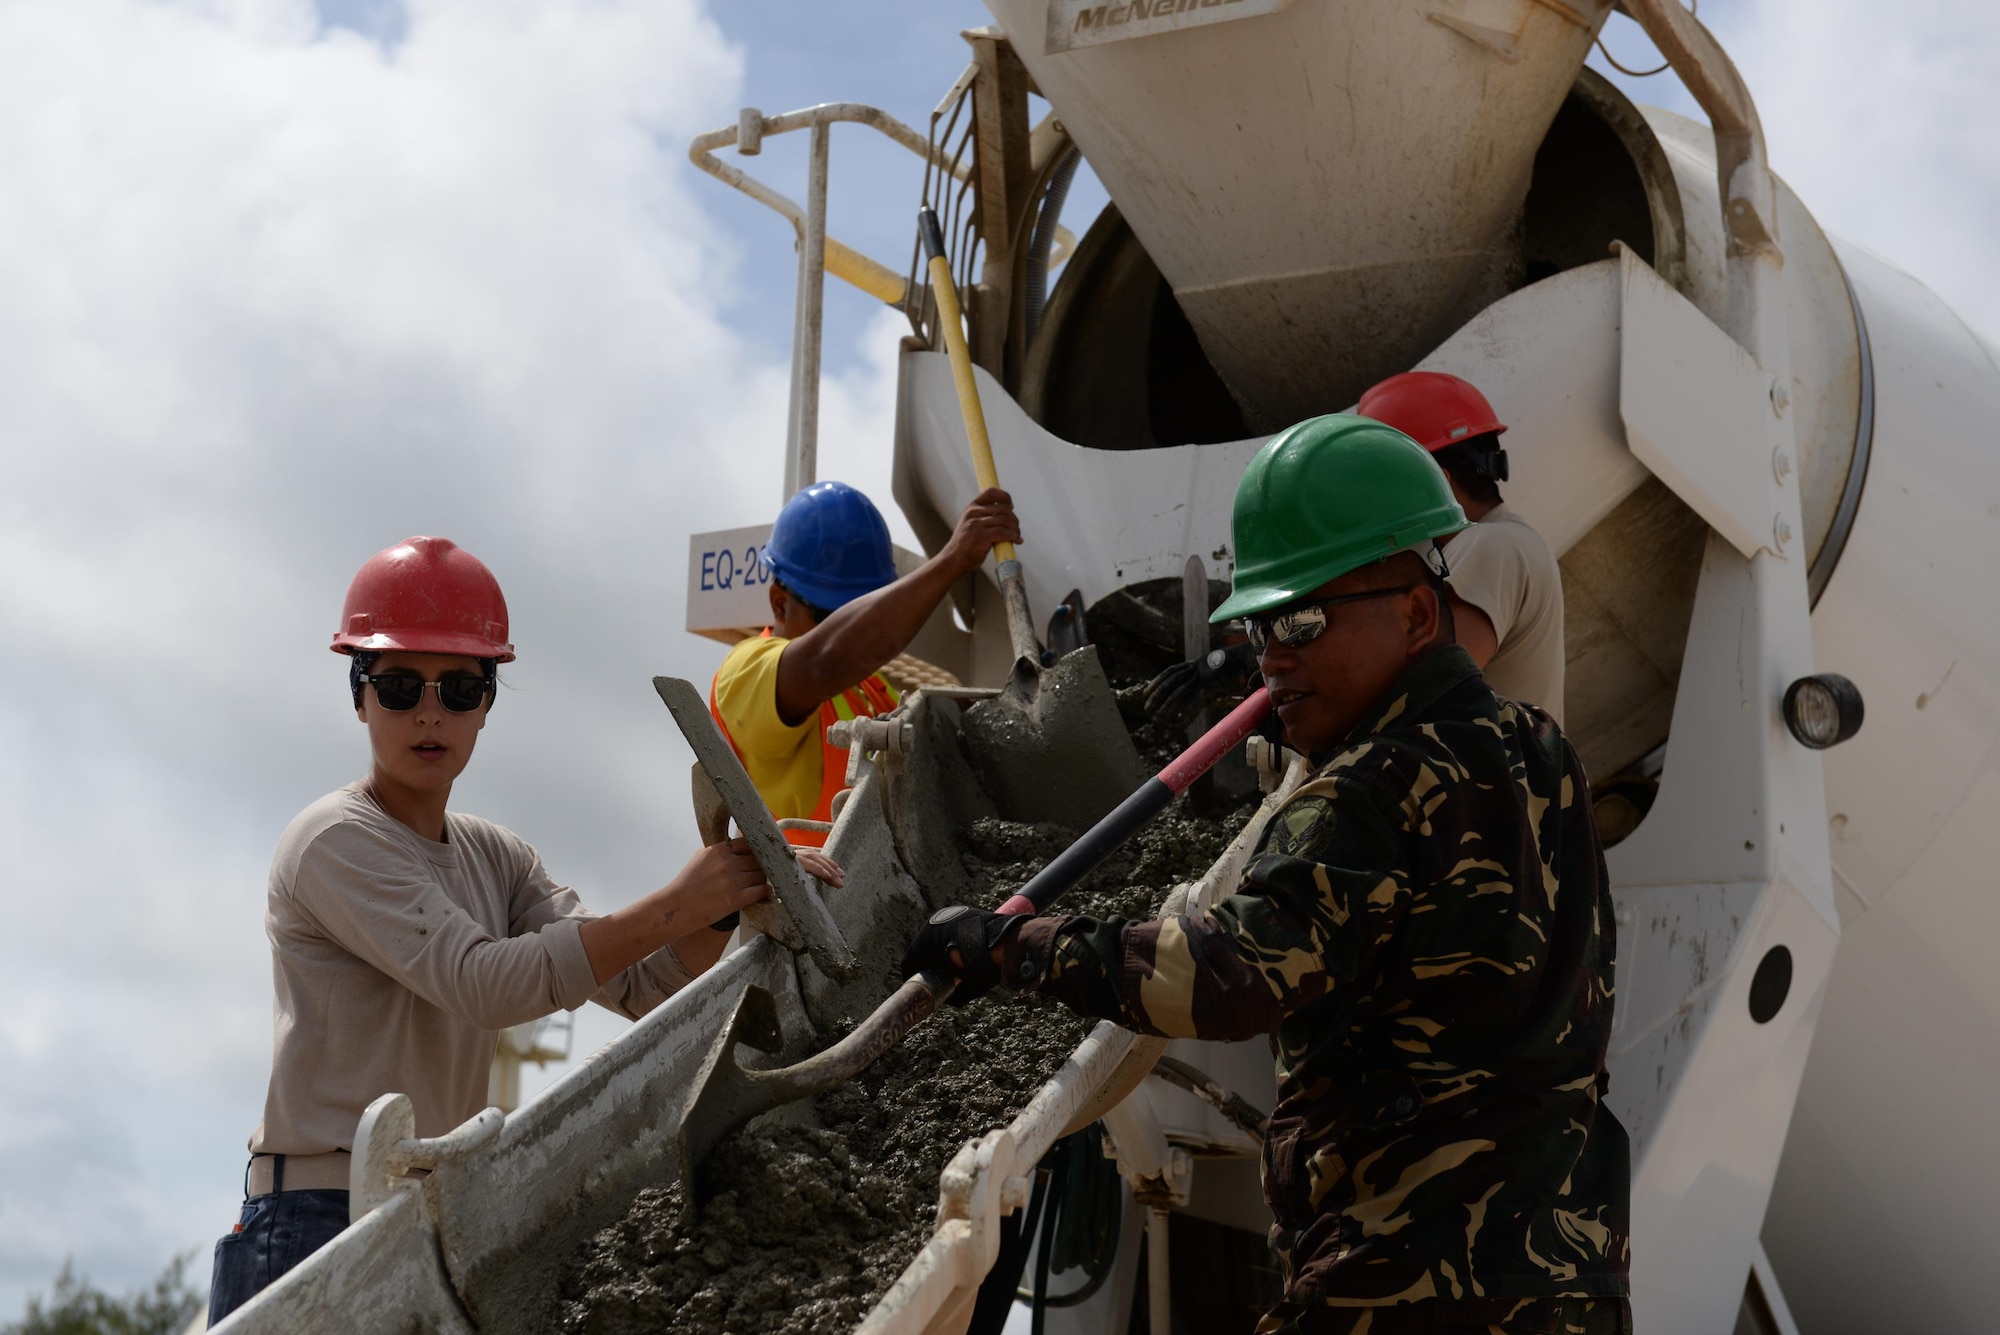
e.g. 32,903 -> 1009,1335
654,675 -> 857,980
917,205 -> 1142,830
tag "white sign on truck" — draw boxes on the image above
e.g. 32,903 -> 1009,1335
686,524 -> 776,644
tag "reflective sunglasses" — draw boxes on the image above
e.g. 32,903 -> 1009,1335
1244,585 -> 1417,654
358,672 -> 494,713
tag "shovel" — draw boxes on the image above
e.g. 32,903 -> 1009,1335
674,688 -> 1275,1191
916,206 -> 1141,830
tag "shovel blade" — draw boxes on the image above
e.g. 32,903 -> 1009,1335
960,645 -> 1143,829
674,976 -> 951,1209
674,984 -> 788,1206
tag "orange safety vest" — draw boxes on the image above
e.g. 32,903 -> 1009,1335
709,633 -> 900,849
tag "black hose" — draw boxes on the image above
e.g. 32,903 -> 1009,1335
1029,1155 -> 1061,1335
1024,145 -> 1081,346
1020,1123 -> 1124,1315
966,1176 -> 1048,1335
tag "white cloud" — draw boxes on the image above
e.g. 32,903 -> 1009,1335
0,0 -> 911,1311
1590,0 -> 2000,338
3,0 -> 1997,1319
1720,0 -> 2000,339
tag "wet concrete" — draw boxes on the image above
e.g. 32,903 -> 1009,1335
557,801 -> 1251,1335
558,619 -> 1257,1335
1094,578 -> 1267,808
1086,577 -> 1233,689
557,989 -> 1090,1335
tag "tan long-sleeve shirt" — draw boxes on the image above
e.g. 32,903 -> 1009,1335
1443,502 -> 1566,724
250,784 -> 693,1155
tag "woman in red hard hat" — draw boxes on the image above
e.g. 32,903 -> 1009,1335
207,536 -> 839,1326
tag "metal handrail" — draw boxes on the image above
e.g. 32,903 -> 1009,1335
919,69 -> 984,343
689,102 -> 961,305
689,101 -> 976,500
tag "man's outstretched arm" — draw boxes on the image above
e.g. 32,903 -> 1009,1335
774,487 -> 1020,724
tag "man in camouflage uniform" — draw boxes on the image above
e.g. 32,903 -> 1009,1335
905,415 -> 1630,1334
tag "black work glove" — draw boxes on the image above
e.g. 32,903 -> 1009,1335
1141,641 -> 1259,724
900,905 -> 1028,1006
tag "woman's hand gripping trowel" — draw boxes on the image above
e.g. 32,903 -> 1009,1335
654,676 -> 857,978
672,688 -> 1275,1197
915,205 -> 1142,832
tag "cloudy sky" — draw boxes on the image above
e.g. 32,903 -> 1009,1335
0,0 -> 1992,1316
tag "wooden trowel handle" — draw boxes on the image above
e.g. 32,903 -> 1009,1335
691,763 -> 731,846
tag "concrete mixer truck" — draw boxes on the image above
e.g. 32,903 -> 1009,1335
207,3 -> 2000,1334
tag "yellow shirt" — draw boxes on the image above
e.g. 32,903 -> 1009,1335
710,635 -> 824,822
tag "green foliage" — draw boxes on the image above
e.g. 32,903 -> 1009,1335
4,1255 -> 204,1335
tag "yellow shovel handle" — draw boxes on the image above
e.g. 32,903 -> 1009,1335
925,252 -> 1017,565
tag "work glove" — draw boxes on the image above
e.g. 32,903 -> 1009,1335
899,905 -> 1027,1006
1141,641 -> 1260,725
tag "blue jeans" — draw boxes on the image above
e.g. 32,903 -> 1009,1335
207,1188 -> 350,1327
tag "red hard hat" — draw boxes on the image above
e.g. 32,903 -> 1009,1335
1356,371 -> 1508,454
330,536 -> 515,662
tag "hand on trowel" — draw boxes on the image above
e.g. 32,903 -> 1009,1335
657,675 -> 859,978
916,205 -> 1144,831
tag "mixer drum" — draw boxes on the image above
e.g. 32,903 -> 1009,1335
1013,73 -> 1866,787
987,0 -> 1611,427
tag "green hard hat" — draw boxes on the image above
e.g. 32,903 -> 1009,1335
1212,413 -> 1470,623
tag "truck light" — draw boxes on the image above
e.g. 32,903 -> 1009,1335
1783,673 -> 1864,749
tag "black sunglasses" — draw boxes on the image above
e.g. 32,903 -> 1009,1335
1244,585 -> 1417,654
358,672 -> 494,713
777,582 -> 832,623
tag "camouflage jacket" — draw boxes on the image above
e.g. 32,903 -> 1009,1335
1002,647 -> 1630,1305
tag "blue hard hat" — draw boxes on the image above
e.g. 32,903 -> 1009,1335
762,481 -> 899,613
